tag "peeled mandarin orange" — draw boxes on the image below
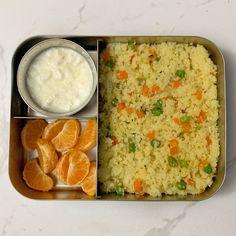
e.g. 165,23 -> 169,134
42,120 -> 67,141
81,161 -> 96,196
36,139 -> 58,173
21,119 -> 47,151
56,151 -> 71,184
51,119 -> 81,152
76,119 -> 97,152
67,149 -> 90,185
23,158 -> 54,191
56,148 -> 90,185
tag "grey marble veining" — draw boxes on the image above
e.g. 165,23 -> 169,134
144,202 -> 197,236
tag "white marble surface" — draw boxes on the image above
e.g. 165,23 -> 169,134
0,0 -> 236,235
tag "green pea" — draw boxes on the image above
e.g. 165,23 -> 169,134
180,115 -> 192,123
203,164 -> 213,174
151,107 -> 163,116
129,143 -> 136,153
111,98 -> 118,107
151,139 -> 161,148
115,186 -> 125,196
106,60 -> 115,70
175,69 -> 186,79
179,159 -> 189,168
156,56 -> 161,61
176,180 -> 187,190
168,156 -> 178,167
154,99 -> 163,108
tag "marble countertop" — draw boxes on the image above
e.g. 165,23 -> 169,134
0,0 -> 235,235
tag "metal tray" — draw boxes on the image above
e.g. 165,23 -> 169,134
9,36 -> 226,201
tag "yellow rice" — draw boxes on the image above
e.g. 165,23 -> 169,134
98,42 -> 219,197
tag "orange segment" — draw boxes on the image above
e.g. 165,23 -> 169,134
55,149 -> 90,185
42,120 -> 67,141
36,139 -> 58,173
56,151 -> 71,184
81,161 -> 96,196
21,119 -> 47,151
76,119 -> 97,152
67,149 -> 90,185
23,159 -> 54,191
51,119 -> 81,152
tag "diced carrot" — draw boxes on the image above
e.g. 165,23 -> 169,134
170,146 -> 179,155
196,110 -> 207,123
206,136 -> 212,145
128,92 -> 133,96
186,177 -> 195,186
173,118 -> 180,125
182,123 -> 191,132
199,159 -> 208,167
169,139 -> 178,148
101,51 -> 111,62
146,131 -> 155,141
117,70 -> 128,80
142,85 -> 149,96
126,107 -> 134,116
117,102 -> 126,112
172,80 -> 181,88
136,110 -> 145,118
195,90 -> 203,100
111,136 -> 119,145
134,179 -> 143,194
152,85 -> 160,93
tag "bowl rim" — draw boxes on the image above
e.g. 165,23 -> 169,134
17,38 -> 97,116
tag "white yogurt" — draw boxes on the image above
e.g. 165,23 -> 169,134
27,47 -> 93,113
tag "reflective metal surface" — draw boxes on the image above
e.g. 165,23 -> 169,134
9,36 -> 225,200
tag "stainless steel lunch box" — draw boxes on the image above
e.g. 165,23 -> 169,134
9,36 -> 226,201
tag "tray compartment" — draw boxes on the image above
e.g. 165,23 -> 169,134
97,36 -> 226,201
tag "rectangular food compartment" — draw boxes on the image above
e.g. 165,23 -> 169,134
9,118 -> 97,200
10,36 -> 226,201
